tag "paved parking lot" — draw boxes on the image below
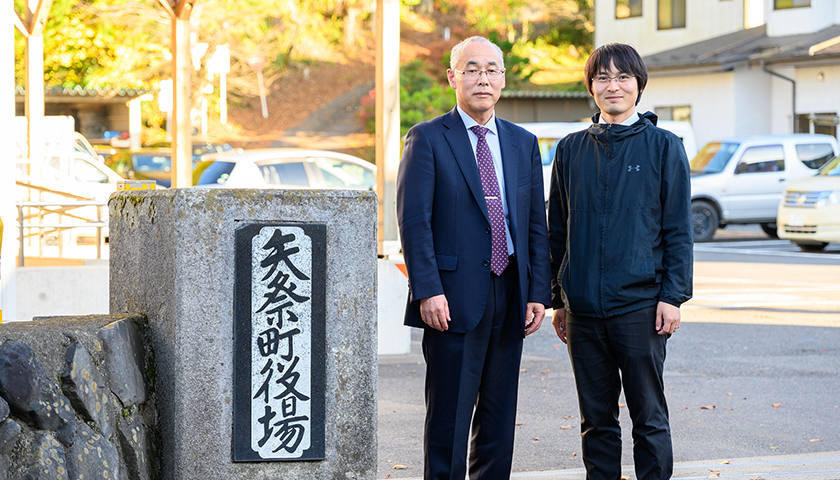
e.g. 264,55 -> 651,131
378,230 -> 840,480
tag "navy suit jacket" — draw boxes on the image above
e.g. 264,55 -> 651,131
396,107 -> 551,336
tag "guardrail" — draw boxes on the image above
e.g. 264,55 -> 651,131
15,200 -> 108,267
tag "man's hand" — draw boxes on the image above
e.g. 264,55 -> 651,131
656,301 -> 680,335
420,294 -> 450,331
552,309 -> 567,344
524,302 -> 546,336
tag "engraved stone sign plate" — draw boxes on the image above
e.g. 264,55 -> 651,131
233,223 -> 326,462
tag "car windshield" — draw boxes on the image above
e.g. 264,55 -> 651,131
538,138 -> 558,166
818,156 -> 840,176
312,158 -> 375,190
259,160 -> 311,186
690,142 -> 739,174
194,160 -> 237,185
133,154 -> 171,172
193,143 -> 234,157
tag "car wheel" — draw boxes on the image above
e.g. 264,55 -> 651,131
692,201 -> 719,243
760,222 -> 778,238
795,241 -> 828,252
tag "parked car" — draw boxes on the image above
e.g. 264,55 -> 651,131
517,120 -> 698,204
146,139 -> 240,159
17,150 -> 124,201
776,154 -> 840,252
192,149 -> 376,190
103,148 -> 176,188
690,134 -> 838,242
102,142 -> 241,188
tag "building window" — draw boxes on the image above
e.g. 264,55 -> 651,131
655,105 -> 691,124
658,0 -> 686,29
616,0 -> 642,19
795,112 -> 837,138
774,0 -> 810,9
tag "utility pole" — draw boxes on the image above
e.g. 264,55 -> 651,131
375,0 -> 400,256
157,0 -> 196,188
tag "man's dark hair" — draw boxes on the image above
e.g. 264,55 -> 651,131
584,43 -> 648,105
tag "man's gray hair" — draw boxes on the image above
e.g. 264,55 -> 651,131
449,36 -> 505,70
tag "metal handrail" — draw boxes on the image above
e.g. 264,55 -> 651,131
15,200 -> 109,267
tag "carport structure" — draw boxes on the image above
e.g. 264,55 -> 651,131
0,0 -> 401,321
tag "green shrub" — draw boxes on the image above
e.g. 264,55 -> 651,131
359,59 -> 456,137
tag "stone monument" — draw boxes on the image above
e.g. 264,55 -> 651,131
108,188 -> 378,480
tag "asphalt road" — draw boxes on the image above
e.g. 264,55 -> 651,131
377,227 -> 840,479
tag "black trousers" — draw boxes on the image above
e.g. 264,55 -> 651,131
566,305 -> 672,480
421,258 -> 522,480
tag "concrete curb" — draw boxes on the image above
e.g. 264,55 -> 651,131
389,451 -> 840,480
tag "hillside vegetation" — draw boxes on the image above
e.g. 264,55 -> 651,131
14,0 -> 593,148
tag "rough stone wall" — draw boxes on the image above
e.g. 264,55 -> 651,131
0,315 -> 154,480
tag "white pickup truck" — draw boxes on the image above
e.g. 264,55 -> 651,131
15,116 -> 123,201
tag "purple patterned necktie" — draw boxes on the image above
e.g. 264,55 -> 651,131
471,125 -> 508,276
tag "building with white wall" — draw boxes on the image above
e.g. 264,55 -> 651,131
595,0 -> 840,150
595,0 -> 765,56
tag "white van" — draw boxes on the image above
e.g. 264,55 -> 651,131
517,120 -> 698,205
690,134 -> 839,242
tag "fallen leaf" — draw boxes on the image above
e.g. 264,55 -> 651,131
571,452 -> 577,457
560,425 -> 571,429
681,407 -> 688,410
515,423 -> 523,426
708,474 -> 720,478
544,368 -> 551,373
564,415 -> 574,419
619,403 -> 626,407
532,438 -> 540,443
392,465 -> 408,470
621,476 -> 629,480
720,460 -> 731,465
710,468 -> 720,472
701,405 -> 716,410
772,402 -> 782,408
727,392 -> 732,396
520,369 -> 527,372
771,446 -> 779,449
726,408 -> 734,411
810,439 -> 822,442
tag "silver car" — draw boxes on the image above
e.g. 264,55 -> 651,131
193,149 -> 376,191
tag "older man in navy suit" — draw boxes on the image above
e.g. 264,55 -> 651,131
396,36 -> 551,480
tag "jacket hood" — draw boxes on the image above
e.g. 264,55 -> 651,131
589,111 -> 658,143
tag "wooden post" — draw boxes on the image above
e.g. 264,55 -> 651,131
23,0 -> 52,162
158,0 -> 195,188
2,0 -> 17,321
375,0 -> 400,256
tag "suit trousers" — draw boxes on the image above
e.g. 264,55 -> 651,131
566,305 -> 672,480
421,257 -> 522,480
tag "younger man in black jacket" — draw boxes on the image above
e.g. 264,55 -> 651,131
547,43 -> 693,480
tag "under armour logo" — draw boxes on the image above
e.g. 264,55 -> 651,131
627,165 -> 640,172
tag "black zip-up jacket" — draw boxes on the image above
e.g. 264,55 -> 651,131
547,111 -> 693,318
